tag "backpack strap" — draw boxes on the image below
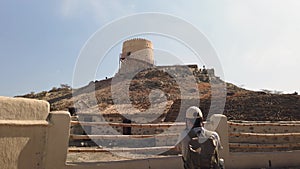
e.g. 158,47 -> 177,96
188,129 -> 202,151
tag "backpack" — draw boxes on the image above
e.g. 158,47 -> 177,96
186,129 -> 220,169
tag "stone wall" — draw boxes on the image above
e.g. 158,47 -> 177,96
72,113 -> 300,150
0,96 -> 70,169
74,113 -> 184,136
228,121 -> 300,133
228,121 -> 300,152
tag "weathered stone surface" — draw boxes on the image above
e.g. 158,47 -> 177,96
0,96 -> 49,120
0,137 -> 30,169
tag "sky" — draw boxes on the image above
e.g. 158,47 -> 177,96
0,0 -> 299,96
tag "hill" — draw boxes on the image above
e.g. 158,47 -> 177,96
17,65 -> 300,121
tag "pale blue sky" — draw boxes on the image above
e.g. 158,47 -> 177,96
1,0 -> 299,96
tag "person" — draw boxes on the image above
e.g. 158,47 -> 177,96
176,106 -> 223,169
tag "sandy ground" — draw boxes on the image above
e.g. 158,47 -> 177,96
66,150 -> 300,169
67,151 -> 170,163
67,152 -> 132,162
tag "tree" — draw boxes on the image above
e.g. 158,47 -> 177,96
60,84 -> 71,89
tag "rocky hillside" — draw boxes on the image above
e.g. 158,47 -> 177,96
17,66 -> 300,121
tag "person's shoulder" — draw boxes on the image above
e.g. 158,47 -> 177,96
209,131 -> 220,141
209,130 -> 218,135
211,131 -> 219,137
202,128 -> 219,138
202,127 -> 213,134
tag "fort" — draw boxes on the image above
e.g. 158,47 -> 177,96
117,38 -> 219,83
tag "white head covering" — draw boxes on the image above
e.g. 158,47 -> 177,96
185,106 -> 203,119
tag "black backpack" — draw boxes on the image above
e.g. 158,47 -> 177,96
186,129 -> 220,169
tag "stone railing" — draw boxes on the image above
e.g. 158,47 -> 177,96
228,121 -> 300,152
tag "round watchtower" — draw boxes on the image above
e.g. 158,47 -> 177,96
119,38 -> 154,73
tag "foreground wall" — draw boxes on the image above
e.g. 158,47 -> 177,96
228,151 -> 300,169
0,96 -> 70,169
65,156 -> 183,169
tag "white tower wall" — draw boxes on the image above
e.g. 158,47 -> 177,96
119,38 -> 154,74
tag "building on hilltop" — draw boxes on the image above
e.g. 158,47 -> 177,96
118,38 -> 154,74
116,38 -> 219,82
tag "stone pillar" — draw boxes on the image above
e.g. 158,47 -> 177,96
45,111 -> 70,169
204,114 -> 229,167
